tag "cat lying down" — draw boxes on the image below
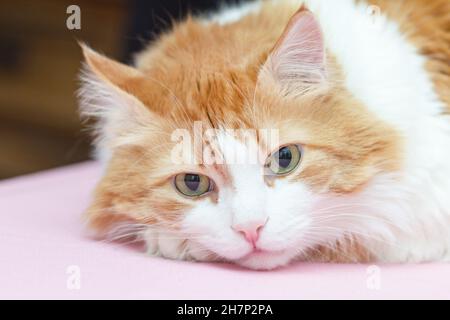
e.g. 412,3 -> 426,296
79,0 -> 450,270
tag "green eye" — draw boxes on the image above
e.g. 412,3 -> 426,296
266,145 -> 302,176
174,173 -> 212,197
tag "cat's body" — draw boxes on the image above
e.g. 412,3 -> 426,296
80,0 -> 450,269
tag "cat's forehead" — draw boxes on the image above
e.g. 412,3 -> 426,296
150,69 -> 259,130
199,129 -> 270,189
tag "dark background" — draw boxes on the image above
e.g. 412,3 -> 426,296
0,0 -> 249,179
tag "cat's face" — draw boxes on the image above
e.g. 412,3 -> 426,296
177,136 -> 314,270
80,7 -> 401,269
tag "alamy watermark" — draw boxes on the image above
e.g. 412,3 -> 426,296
171,121 -> 280,167
366,265 -> 381,291
66,5 -> 81,30
66,265 -> 81,290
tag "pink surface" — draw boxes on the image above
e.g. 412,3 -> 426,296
0,161 -> 449,299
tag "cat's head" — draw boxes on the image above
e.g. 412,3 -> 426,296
79,6 -> 401,269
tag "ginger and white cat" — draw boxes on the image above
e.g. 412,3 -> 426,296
79,0 -> 450,269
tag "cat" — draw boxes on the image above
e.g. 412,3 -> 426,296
79,0 -> 450,270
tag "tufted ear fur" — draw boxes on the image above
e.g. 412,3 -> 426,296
78,44 -> 160,160
258,6 -> 327,96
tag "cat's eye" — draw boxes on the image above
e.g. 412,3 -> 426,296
265,145 -> 302,176
174,173 -> 212,197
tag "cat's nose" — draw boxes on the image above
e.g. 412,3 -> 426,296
232,219 -> 267,246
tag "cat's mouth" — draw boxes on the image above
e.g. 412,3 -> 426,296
239,248 -> 286,261
234,247 -> 294,270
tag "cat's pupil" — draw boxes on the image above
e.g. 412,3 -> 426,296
278,147 -> 292,168
184,174 -> 200,191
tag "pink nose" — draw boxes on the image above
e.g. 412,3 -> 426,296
232,219 -> 267,246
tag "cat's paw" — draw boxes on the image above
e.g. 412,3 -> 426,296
143,229 -> 192,261
143,229 -> 220,263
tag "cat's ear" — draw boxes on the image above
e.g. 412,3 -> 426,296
258,7 -> 327,96
80,44 -> 157,107
79,44 -> 158,154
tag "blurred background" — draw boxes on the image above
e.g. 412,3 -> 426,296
0,0 -> 249,179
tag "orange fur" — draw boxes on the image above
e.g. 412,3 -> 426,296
305,236 -> 374,263
80,0 -> 446,262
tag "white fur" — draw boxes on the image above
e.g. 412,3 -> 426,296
84,0 -> 450,268
202,1 -> 262,25
152,0 -> 450,268
297,0 -> 445,263
182,131 -> 317,269
300,0 -> 450,262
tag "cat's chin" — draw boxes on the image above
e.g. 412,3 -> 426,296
235,249 -> 296,270
184,240 -> 298,270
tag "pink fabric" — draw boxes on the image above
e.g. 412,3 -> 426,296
0,161 -> 449,299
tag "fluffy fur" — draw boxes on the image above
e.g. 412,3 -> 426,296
79,0 -> 450,269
